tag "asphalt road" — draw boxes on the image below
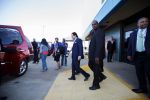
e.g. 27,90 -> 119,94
0,55 -> 88,100
1,55 -> 144,100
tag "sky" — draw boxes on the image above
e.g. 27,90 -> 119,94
0,0 -> 102,42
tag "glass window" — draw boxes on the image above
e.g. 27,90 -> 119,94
102,0 -> 106,4
0,28 -> 22,45
125,31 -> 133,39
25,36 -> 32,48
124,31 -> 133,49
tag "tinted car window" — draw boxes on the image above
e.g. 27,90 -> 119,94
25,36 -> 33,54
0,28 -> 22,45
25,36 -> 32,48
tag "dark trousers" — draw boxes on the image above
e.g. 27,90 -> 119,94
88,59 -> 105,87
107,52 -> 113,62
71,59 -> 89,78
33,50 -> 39,63
134,52 -> 150,90
61,54 -> 67,66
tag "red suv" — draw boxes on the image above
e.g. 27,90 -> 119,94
0,25 -> 33,76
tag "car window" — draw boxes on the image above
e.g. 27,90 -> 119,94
25,36 -> 32,48
25,36 -> 33,54
0,28 -> 23,45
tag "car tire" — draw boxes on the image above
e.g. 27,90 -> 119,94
17,60 -> 28,76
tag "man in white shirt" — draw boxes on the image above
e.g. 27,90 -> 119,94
127,17 -> 150,93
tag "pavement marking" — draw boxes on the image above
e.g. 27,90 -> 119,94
44,65 -> 149,100
103,66 -> 148,100
81,65 -> 149,100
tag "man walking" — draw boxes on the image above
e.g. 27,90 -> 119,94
32,38 -> 39,63
127,17 -> 150,93
53,38 -> 62,70
68,32 -> 90,81
87,20 -> 106,90
61,38 -> 68,66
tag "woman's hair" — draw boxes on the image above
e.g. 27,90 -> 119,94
41,38 -> 48,46
72,32 -> 78,37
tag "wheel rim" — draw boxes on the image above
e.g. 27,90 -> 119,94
19,61 -> 27,75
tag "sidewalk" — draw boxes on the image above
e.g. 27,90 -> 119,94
44,64 -> 149,100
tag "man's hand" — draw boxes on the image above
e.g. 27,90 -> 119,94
16,48 -> 20,52
95,57 -> 99,64
127,56 -> 133,61
78,56 -> 81,61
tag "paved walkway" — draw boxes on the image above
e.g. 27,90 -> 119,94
44,65 -> 149,100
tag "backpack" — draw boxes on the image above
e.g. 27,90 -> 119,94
58,45 -> 65,55
47,48 -> 53,56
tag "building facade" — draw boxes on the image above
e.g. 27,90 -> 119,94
84,0 -> 150,62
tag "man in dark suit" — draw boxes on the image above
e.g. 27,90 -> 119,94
107,40 -> 113,62
32,38 -> 39,64
86,20 -> 106,90
127,17 -> 150,93
68,32 -> 90,81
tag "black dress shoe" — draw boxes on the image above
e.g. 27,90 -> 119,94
99,78 -> 103,83
102,75 -> 107,80
99,75 -> 107,83
89,86 -> 100,90
68,77 -> 76,80
75,72 -> 80,75
132,89 -> 147,93
84,74 -> 90,81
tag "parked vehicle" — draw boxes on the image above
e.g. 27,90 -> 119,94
0,25 -> 33,76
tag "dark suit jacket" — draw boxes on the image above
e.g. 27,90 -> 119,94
107,41 -> 113,52
127,27 -> 150,58
32,41 -> 38,50
72,38 -> 84,60
88,28 -> 105,60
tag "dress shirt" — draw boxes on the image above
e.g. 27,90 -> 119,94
136,28 -> 147,52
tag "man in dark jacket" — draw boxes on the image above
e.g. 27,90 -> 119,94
61,38 -> 68,66
87,20 -> 106,90
68,32 -> 90,81
127,17 -> 150,93
107,40 -> 113,62
32,38 -> 39,63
